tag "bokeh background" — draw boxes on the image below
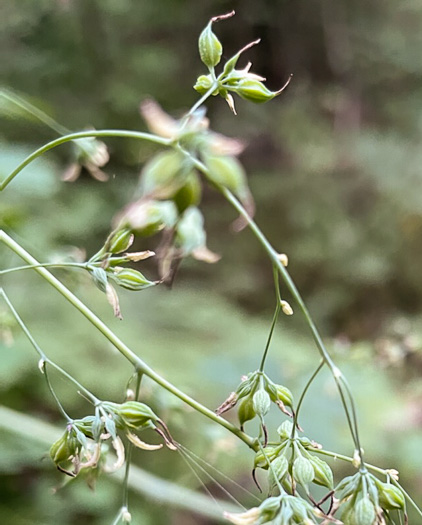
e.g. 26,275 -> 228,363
1,0 -> 422,523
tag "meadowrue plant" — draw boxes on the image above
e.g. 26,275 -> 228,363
0,11 -> 420,525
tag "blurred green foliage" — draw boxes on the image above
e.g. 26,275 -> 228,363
1,0 -> 422,523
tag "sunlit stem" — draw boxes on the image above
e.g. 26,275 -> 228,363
0,230 -> 256,450
0,262 -> 87,275
0,130 -> 171,191
0,88 -> 70,136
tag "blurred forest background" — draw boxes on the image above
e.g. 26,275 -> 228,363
1,0 -> 422,523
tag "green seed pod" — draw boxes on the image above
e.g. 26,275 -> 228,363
275,384 -> 294,407
175,206 -> 206,255
336,473 -> 361,500
193,74 -> 217,95
259,496 -> 282,521
90,266 -> 108,293
277,420 -> 293,440
116,401 -> 158,429
352,496 -> 376,525
50,432 -> 73,464
293,455 -> 315,487
377,482 -> 405,510
233,79 -> 280,104
203,155 -> 248,198
236,372 -> 258,399
173,172 -> 202,213
306,454 -> 333,489
268,456 -> 289,489
198,22 -> 222,68
107,229 -> 134,254
238,395 -> 256,427
112,268 -> 154,291
140,151 -> 187,200
253,446 -> 281,469
252,389 -> 271,418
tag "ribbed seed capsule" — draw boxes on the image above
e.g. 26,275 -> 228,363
198,22 -> 222,68
193,74 -> 216,95
293,456 -> 315,487
237,396 -> 256,427
107,229 -> 134,254
352,496 -> 376,525
268,456 -> 289,487
252,389 -> 271,417
112,268 -> 154,291
234,79 -> 280,103
307,454 -> 333,489
377,482 -> 405,510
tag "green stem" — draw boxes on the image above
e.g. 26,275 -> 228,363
291,359 -> 324,437
0,262 -> 87,275
0,88 -> 70,136
391,479 -> 422,519
0,230 -> 256,450
0,130 -> 171,191
182,81 -> 219,122
43,365 -> 72,422
259,266 -> 281,372
0,288 -> 100,406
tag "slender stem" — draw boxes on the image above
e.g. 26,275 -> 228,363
0,230 -> 256,450
0,130 -> 171,191
391,479 -> 422,519
122,372 -> 143,510
291,359 -> 324,436
0,88 -> 71,136
182,81 -> 219,122
259,265 -> 281,372
0,288 -> 100,405
43,365 -> 72,422
0,262 -> 87,276
258,441 -> 284,495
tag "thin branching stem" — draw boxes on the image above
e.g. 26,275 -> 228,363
0,230 -> 256,450
259,265 -> 281,372
0,262 -> 87,275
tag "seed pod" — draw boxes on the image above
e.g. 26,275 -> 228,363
112,268 -> 155,291
50,432 -> 73,464
193,74 -> 216,95
105,401 -> 158,430
353,496 -> 376,525
140,151 -> 187,200
277,420 -> 294,440
293,455 -> 315,487
377,482 -> 405,510
90,266 -> 108,293
336,473 -> 361,501
233,79 -> 281,103
252,389 -> 271,418
275,384 -> 294,407
253,446 -> 281,469
107,229 -> 134,254
259,496 -> 282,521
237,395 -> 256,427
268,456 -> 289,488
204,154 -> 248,198
173,172 -> 202,213
198,22 -> 222,68
307,454 -> 333,489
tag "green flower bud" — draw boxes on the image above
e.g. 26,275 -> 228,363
277,420 -> 293,440
268,455 -> 289,488
111,268 -> 155,291
50,432 -> 74,464
140,151 -> 188,200
253,446 -> 282,469
238,395 -> 256,428
104,401 -> 158,430
193,74 -> 216,95
233,79 -> 281,104
198,22 -> 222,68
236,372 -> 258,398
203,155 -> 248,198
175,206 -> 206,255
90,266 -> 108,293
336,473 -> 361,500
173,172 -> 201,213
293,455 -> 315,487
259,496 -> 282,521
306,454 -> 333,489
275,384 -> 294,407
353,496 -> 376,525
107,229 -> 134,254
252,389 -> 271,418
377,482 -> 405,510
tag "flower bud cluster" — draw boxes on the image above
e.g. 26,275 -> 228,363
224,493 -> 318,525
50,401 -> 174,479
216,371 -> 294,439
195,12 -> 291,115
253,421 -> 333,495
336,471 -> 406,524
